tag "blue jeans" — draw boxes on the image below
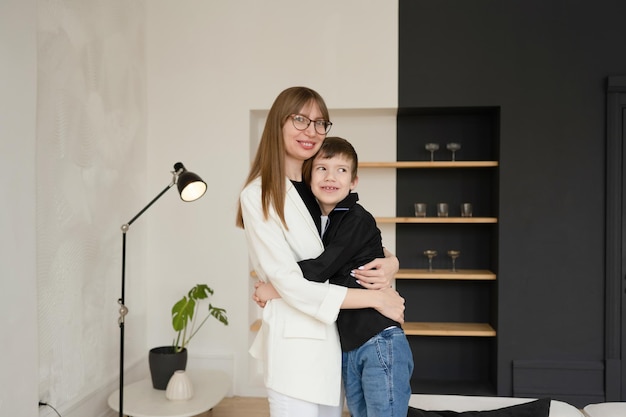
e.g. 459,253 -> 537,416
342,326 -> 414,417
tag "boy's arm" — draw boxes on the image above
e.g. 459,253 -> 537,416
299,210 -> 380,282
255,208 -> 384,304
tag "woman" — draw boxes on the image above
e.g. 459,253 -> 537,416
236,86 -> 404,417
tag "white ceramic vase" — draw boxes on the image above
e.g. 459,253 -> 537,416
165,370 -> 194,401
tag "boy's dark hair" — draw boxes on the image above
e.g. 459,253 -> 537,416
303,136 -> 359,184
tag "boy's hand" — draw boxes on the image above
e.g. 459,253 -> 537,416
252,281 -> 281,308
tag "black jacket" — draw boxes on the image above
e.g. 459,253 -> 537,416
298,192 -> 401,352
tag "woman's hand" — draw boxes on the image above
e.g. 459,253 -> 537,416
351,250 -> 399,289
374,287 -> 405,323
252,280 -> 281,308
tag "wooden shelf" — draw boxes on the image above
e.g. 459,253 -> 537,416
396,269 -> 496,280
251,319 -> 496,337
402,322 -> 496,337
375,217 -> 498,224
359,161 -> 499,169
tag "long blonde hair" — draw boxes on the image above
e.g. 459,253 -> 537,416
236,86 -> 330,229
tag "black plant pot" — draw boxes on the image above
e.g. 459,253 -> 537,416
148,346 -> 188,390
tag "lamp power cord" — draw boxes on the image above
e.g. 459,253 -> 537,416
38,401 -> 62,417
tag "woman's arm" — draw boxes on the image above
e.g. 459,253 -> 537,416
342,286 -> 404,323
243,181 -> 404,323
351,247 -> 399,289
240,182 -> 346,325
254,280 -> 405,323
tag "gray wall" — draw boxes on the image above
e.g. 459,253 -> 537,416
399,0 -> 626,406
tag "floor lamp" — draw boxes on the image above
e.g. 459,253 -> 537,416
117,162 -> 207,417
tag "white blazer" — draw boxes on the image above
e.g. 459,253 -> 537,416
240,177 -> 348,406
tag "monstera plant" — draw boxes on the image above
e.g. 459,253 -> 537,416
149,283 -> 228,390
171,283 -> 229,352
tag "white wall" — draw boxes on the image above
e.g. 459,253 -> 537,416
0,1 -> 38,416
145,0 -> 398,397
35,2 -> 148,416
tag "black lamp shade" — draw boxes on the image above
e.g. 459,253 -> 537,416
175,163 -> 207,202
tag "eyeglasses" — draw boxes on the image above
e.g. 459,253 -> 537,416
290,114 -> 333,135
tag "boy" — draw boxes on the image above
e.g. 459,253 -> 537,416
258,137 -> 414,417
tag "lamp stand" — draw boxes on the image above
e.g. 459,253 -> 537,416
118,180 -> 175,417
115,162 -> 206,417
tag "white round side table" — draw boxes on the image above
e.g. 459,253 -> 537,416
108,369 -> 230,417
